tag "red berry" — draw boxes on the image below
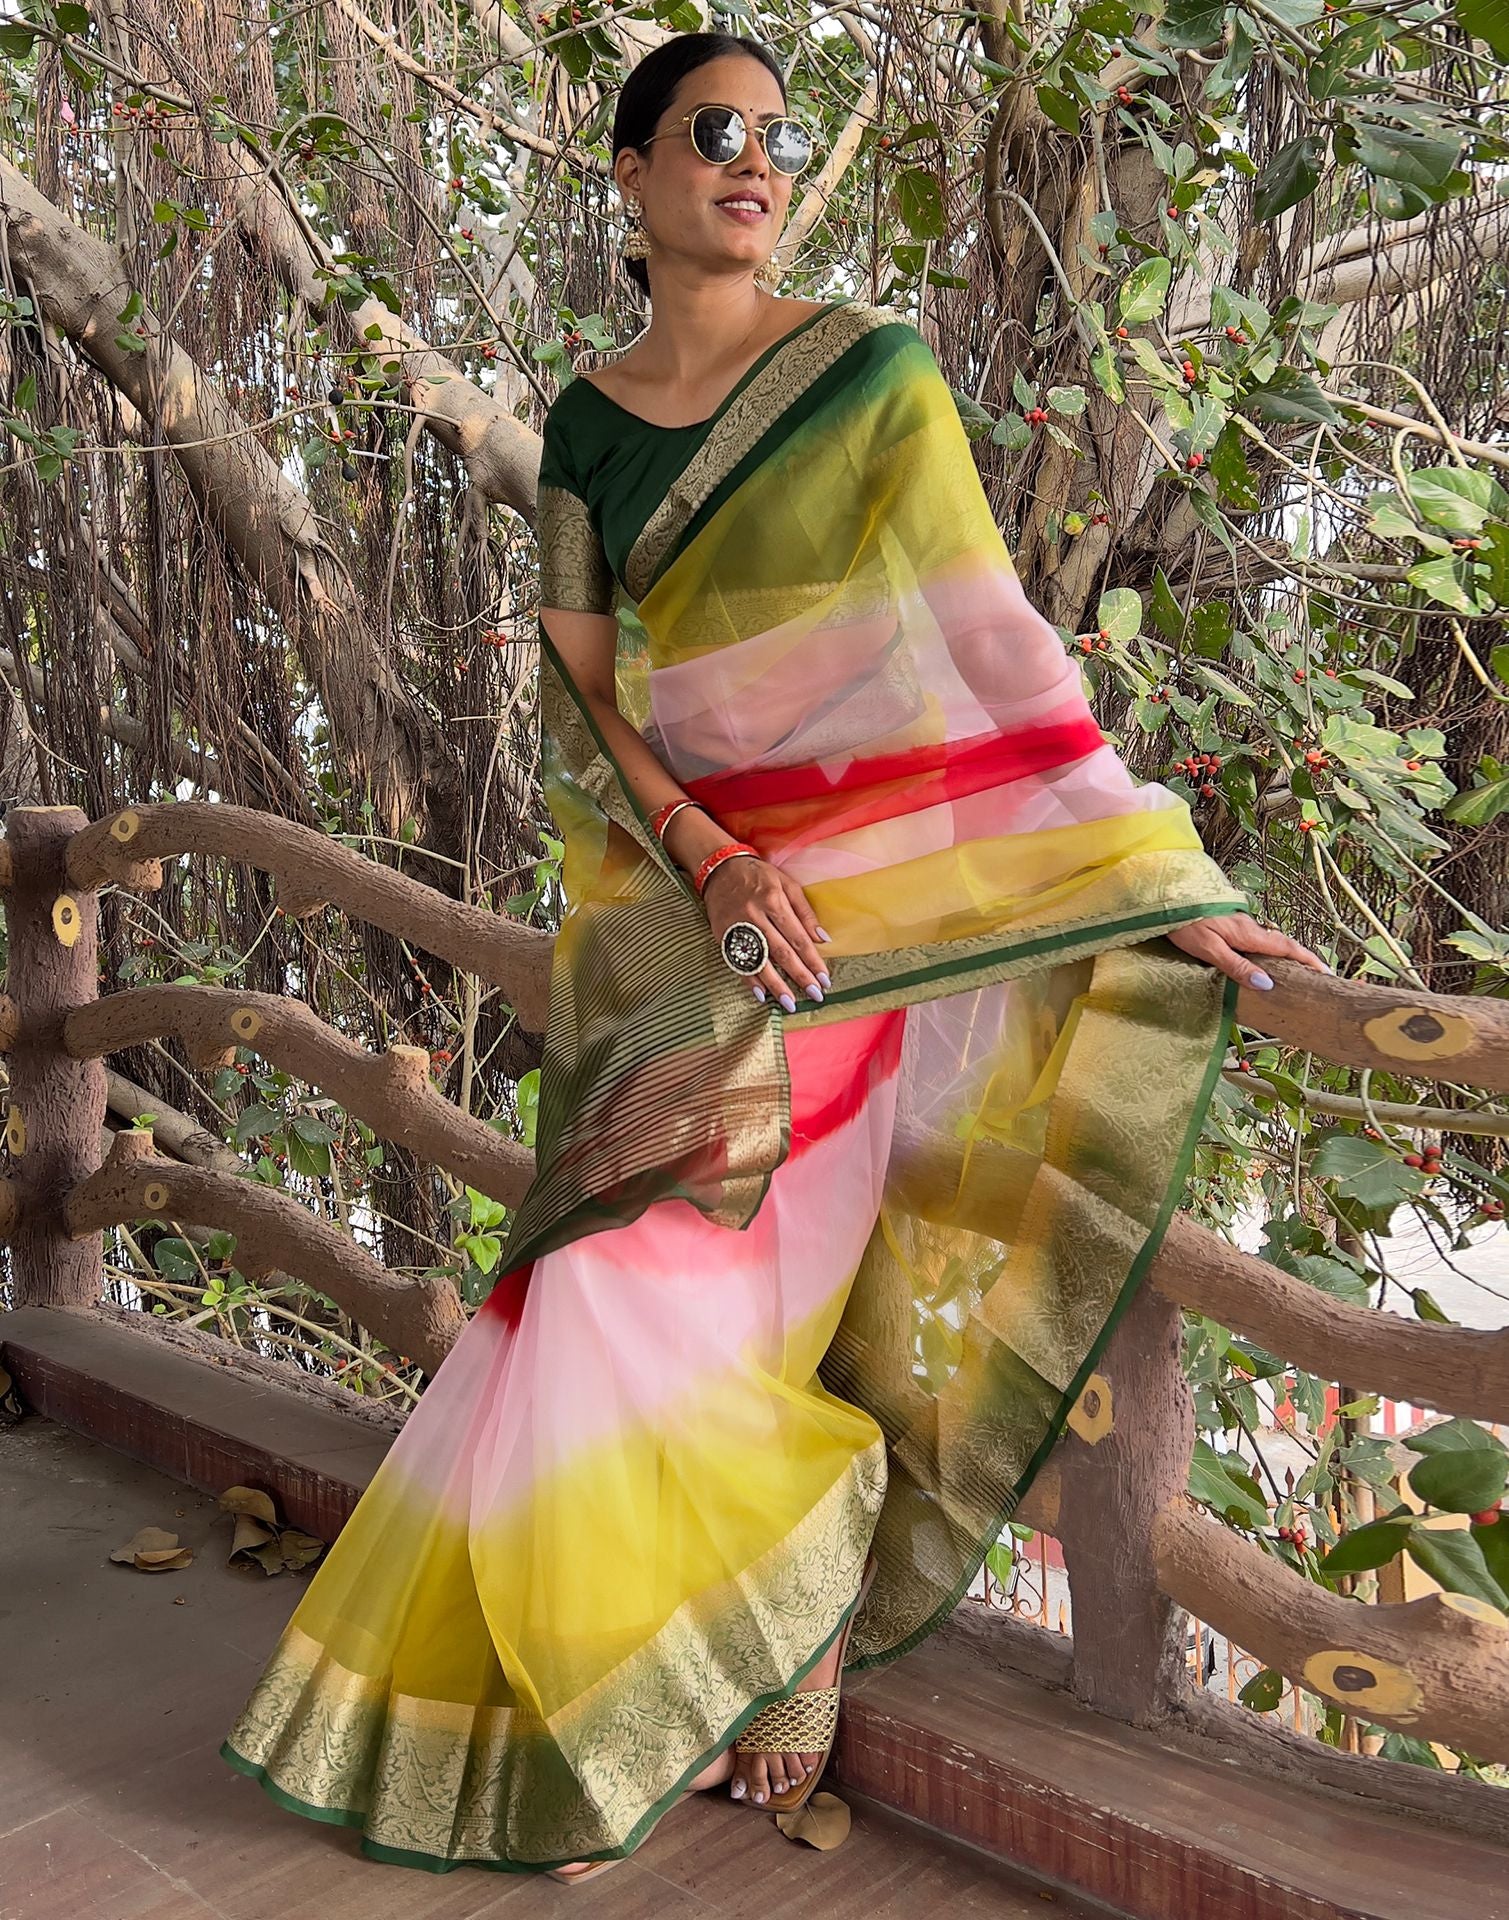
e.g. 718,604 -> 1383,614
1116,86 -> 1132,103
1080,637 -> 1093,652
1186,452 -> 1203,469
1115,325 -> 1130,340
1471,1508 -> 1501,1526
1200,781 -> 1215,797
1404,759 -> 1422,771
1293,669 -> 1306,681
1403,1152 -> 1423,1168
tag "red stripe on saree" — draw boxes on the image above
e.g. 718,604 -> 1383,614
682,710 -> 1105,849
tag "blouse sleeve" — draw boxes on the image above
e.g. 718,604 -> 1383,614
536,394 -> 616,616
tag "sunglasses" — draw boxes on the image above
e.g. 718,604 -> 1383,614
642,104 -> 816,178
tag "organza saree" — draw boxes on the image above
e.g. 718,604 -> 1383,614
221,298 -> 1246,1872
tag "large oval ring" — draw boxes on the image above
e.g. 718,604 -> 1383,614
721,920 -> 769,977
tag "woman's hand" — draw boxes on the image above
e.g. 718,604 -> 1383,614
1167,912 -> 1333,990
700,855 -> 831,1009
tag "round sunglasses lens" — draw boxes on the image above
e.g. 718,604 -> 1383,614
690,107 -> 746,165
765,119 -> 813,175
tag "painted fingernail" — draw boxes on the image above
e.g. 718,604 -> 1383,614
816,970 -> 831,988
814,926 -> 831,942
752,984 -> 766,1003
729,1778 -> 746,1798
1320,962 -> 1335,974
779,992 -> 796,1012
753,1790 -> 767,1805
806,983 -> 824,1002
1250,970 -> 1274,990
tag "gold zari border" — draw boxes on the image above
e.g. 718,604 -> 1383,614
223,1440 -> 884,1867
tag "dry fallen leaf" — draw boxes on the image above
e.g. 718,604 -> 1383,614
230,1512 -> 277,1559
277,1528 -> 326,1571
218,1484 -> 279,1526
774,1791 -> 851,1849
109,1527 -> 193,1572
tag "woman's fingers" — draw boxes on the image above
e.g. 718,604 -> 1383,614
703,861 -> 828,1007
1168,914 -> 1335,989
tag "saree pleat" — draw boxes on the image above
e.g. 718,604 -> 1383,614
222,298 -> 1248,1870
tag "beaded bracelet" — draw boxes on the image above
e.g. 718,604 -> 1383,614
694,841 -> 760,897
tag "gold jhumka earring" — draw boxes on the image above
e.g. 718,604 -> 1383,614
622,195 -> 651,261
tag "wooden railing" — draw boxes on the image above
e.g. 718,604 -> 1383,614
3,799 -> 1508,1808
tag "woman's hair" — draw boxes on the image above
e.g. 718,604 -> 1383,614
611,33 -> 787,299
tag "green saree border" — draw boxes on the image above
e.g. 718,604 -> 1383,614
219,1564 -> 867,1875
844,964 -> 1242,1675
635,303 -> 915,601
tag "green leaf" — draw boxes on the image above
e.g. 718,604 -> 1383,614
0,22 -> 39,55
1309,1132 -> 1418,1212
1036,85 -> 1081,134
1476,1516 -> 1509,1593
1095,586 -> 1142,643
54,2 -> 92,28
1405,1526 -> 1509,1608
1188,1439 -> 1269,1528
1412,1286 -> 1455,1324
285,1128 -> 331,1180
1117,256 -> 1171,325
1210,423 -> 1260,509
1407,555 -> 1477,613
1444,778 -> 1509,827
233,1102 -> 281,1146
895,166 -> 946,240
991,412 -> 1032,450
1238,1667 -> 1284,1712
1149,568 -> 1184,640
1376,1730 -> 1444,1768
1405,466 -> 1506,535
152,1236 -> 199,1281
1457,0 -> 1509,56
1252,134 -> 1325,223
1242,368 -> 1340,427
1319,1517 -> 1413,1575
1409,1447 -> 1509,1515
1404,1416 -> 1508,1458
556,30 -> 593,79
1158,0 -> 1228,49
1047,384 -> 1088,416
1089,343 -> 1125,403
1353,120 -> 1460,193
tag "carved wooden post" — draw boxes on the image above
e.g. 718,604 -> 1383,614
1054,1280 -> 1194,1723
0,806 -> 107,1306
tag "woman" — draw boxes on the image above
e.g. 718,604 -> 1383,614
221,30 -> 1330,1882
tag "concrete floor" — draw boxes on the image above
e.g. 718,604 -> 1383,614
0,1414 -> 1106,1919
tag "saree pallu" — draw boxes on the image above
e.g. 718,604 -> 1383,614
222,298 -> 1247,1872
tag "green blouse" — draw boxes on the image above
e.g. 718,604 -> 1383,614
534,300 -> 849,614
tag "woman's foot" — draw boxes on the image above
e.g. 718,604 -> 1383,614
728,1632 -> 844,1806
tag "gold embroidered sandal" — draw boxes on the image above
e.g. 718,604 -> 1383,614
732,1551 -> 877,1816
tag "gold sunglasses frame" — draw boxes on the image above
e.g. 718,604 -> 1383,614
640,103 -> 818,178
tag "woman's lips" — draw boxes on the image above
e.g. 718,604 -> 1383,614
715,200 -> 767,225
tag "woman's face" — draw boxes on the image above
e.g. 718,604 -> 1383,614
618,54 -> 795,285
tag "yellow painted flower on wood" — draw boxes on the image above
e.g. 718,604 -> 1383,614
1067,1373 -> 1113,1444
1437,1593 -> 1509,1631
1302,1648 -> 1423,1720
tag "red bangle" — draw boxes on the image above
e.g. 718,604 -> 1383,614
694,841 -> 759,897
650,798 -> 704,841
